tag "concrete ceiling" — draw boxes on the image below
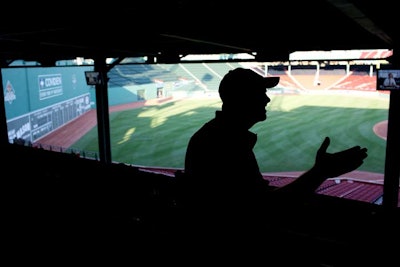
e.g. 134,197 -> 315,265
0,0 -> 397,65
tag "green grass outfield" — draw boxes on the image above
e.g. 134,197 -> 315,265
72,93 -> 389,174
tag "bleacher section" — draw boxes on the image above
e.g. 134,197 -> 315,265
107,62 -> 258,99
332,73 -> 376,91
108,64 -> 180,87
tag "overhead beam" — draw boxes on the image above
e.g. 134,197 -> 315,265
327,0 -> 393,45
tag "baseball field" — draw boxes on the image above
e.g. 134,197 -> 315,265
70,92 -> 389,175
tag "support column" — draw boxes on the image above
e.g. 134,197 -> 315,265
94,56 -> 112,164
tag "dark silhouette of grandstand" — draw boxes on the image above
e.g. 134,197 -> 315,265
138,166 -> 390,205
4,143 -> 398,265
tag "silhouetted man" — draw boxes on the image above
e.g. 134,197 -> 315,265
180,67 -> 368,262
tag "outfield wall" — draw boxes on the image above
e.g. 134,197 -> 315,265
2,65 -> 172,144
2,66 -> 94,143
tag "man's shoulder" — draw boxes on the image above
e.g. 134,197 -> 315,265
191,118 -> 220,137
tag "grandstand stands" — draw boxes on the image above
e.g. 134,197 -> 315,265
96,61 -> 388,97
106,62 -> 381,94
333,74 -> 376,91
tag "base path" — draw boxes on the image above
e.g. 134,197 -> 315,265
373,120 -> 388,140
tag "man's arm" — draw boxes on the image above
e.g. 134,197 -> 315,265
273,137 -> 368,197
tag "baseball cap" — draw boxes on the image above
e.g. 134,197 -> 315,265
219,68 -> 280,100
